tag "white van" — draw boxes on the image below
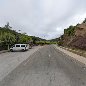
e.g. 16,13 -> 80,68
10,44 -> 29,52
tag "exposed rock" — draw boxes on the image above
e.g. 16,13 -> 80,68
62,22 -> 86,50
75,23 -> 86,37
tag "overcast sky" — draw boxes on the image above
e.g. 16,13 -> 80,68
0,0 -> 86,39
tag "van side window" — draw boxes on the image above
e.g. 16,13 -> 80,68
21,45 -> 25,47
16,45 -> 20,47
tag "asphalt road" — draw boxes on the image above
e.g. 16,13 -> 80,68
0,45 -> 86,86
0,46 -> 41,81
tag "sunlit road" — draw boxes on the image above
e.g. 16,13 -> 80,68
0,45 -> 86,86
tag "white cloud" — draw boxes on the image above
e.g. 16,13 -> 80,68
0,0 -> 86,39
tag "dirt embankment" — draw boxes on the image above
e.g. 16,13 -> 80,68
63,23 -> 86,50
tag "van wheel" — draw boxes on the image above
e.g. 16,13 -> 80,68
22,49 -> 25,52
10,49 -> 13,52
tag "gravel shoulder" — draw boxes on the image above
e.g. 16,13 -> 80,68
54,45 -> 86,66
0,46 -> 42,81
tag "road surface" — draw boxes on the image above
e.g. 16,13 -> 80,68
0,45 -> 86,86
0,46 -> 41,81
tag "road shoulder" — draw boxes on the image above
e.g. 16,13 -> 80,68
0,50 -> 9,54
54,45 -> 86,66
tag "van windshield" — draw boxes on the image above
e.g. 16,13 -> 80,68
12,45 -> 15,47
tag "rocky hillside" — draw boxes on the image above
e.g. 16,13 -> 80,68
59,18 -> 86,50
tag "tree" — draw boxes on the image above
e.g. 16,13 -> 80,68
1,32 -> 16,50
4,22 -> 12,29
19,34 -> 32,44
64,26 -> 75,36
83,18 -> 86,23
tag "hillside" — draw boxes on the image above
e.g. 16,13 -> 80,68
57,18 -> 86,50
0,23 -> 46,50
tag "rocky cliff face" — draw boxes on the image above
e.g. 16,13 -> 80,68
75,23 -> 86,37
62,22 -> 86,50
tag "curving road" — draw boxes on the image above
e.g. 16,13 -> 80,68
0,45 -> 86,86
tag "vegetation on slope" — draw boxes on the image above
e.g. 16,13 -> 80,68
0,23 -> 44,50
57,18 -> 86,50
0,23 -> 57,50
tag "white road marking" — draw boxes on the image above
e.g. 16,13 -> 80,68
49,54 -> 51,57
